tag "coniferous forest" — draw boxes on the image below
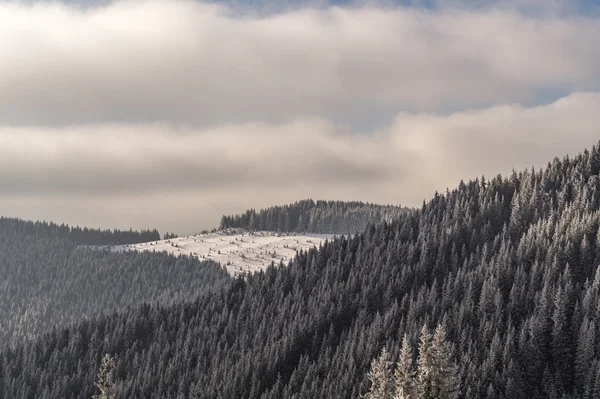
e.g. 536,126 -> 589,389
219,200 -> 408,234
0,219 -> 229,347
4,143 -> 600,398
0,218 -> 161,246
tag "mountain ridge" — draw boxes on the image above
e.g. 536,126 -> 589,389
3,143 -> 600,397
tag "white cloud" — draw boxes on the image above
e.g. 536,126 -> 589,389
0,0 -> 599,126
1,92 -> 599,233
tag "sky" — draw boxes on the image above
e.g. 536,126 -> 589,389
1,0 -> 600,234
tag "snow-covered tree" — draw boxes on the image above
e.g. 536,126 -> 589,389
429,325 -> 459,399
394,335 -> 416,399
416,325 -> 434,399
365,347 -> 395,399
416,325 -> 459,399
93,354 -> 117,399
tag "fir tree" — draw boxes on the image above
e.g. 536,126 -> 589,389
393,335 -> 416,399
416,325 -> 434,399
429,326 -> 459,399
365,347 -> 395,399
93,354 -> 117,399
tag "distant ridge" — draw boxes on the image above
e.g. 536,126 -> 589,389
0,216 -> 160,246
219,199 -> 408,234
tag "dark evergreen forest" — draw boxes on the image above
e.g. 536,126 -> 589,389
0,220 -> 229,348
4,144 -> 600,398
0,217 -> 160,246
219,199 -> 408,234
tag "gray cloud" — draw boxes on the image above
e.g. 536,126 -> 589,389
0,120 -> 398,197
1,92 -> 599,233
1,1 -> 599,127
2,0 -> 599,234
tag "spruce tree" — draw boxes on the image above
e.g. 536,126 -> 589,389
431,325 -> 459,399
93,354 -> 117,399
416,325 -> 434,399
576,318 -> 596,392
416,325 -> 459,399
365,347 -> 395,399
393,334 -> 416,399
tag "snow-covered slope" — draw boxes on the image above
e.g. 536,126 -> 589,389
112,229 -> 336,276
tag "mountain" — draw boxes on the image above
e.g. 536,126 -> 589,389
4,144 -> 600,398
219,199 -> 409,234
113,229 -> 336,277
0,218 -> 229,348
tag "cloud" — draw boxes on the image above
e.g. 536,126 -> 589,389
0,119 -> 396,197
0,0 -> 599,127
1,92 -> 599,233
1,0 -> 599,233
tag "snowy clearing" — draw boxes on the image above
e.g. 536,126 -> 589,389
111,229 -> 337,276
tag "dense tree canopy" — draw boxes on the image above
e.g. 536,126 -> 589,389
4,143 -> 600,398
0,217 -> 160,246
0,219 -> 229,347
219,199 -> 408,234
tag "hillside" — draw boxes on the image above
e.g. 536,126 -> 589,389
219,199 -> 408,234
113,229 -> 336,276
4,143 -> 600,398
0,217 -> 160,245
0,219 -> 229,348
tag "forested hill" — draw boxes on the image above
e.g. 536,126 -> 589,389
0,217 -> 160,246
5,144 -> 600,398
219,199 -> 408,234
0,220 -> 229,348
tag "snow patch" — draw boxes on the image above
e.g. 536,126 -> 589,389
111,229 -> 337,277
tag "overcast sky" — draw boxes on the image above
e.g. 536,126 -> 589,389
2,0 -> 600,234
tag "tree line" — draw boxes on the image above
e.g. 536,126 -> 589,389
0,217 -> 160,246
219,199 -> 408,234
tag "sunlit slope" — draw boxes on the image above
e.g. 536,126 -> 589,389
114,229 -> 337,276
